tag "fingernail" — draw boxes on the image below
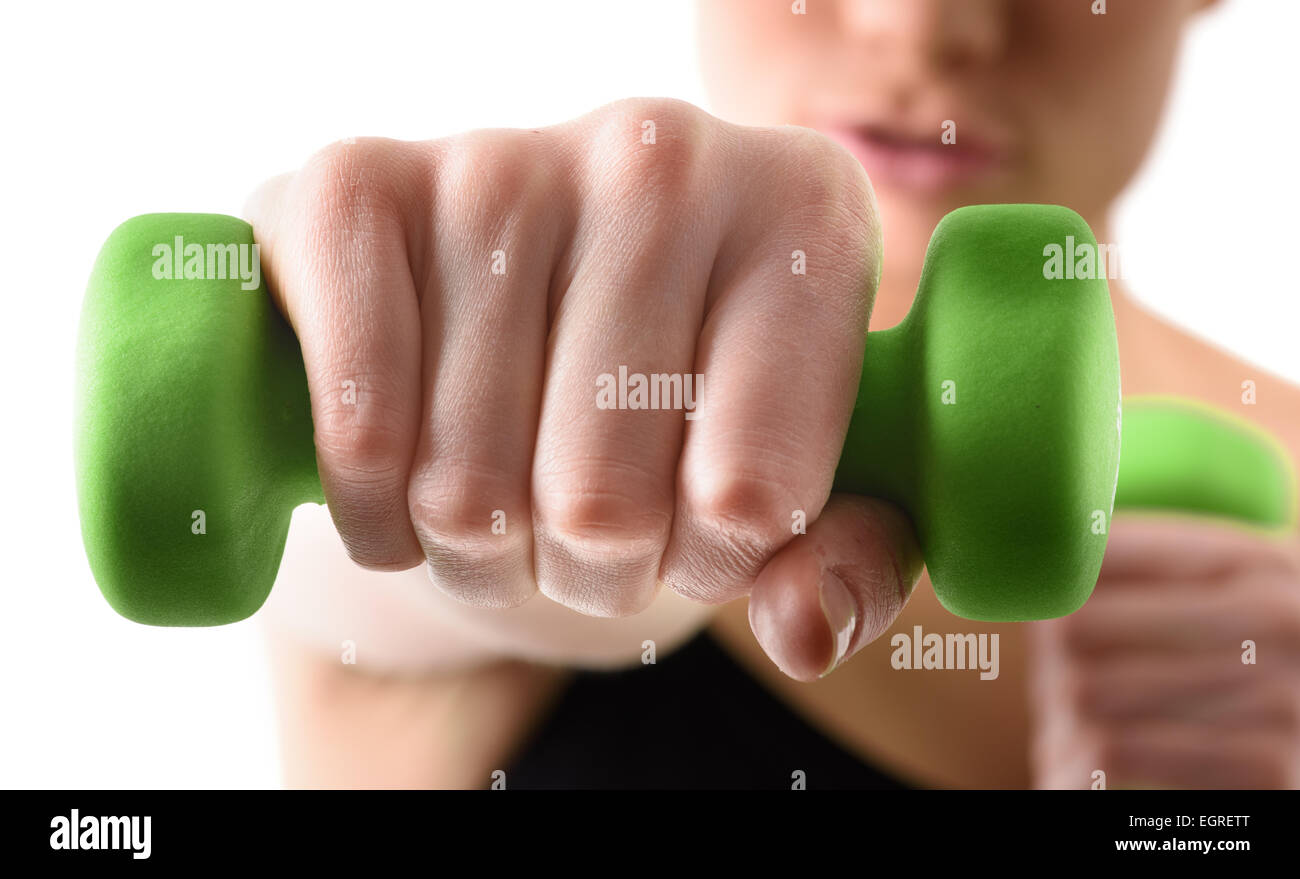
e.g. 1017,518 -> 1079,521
818,569 -> 856,678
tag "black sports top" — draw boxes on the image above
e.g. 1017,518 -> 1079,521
504,631 -> 911,790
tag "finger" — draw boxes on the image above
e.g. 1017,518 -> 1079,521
529,101 -> 724,617
1033,718 -> 1298,789
1058,724 -> 1297,789
748,494 -> 922,681
1043,653 -> 1299,729
405,134 -> 562,608
245,139 -> 426,570
660,128 -> 881,605
1100,514 -> 1299,582
1046,577 -> 1300,656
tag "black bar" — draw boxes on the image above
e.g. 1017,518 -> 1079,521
3,790 -> 1288,866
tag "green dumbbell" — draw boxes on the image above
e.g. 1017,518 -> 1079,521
831,208 -> 1294,620
78,213 -> 320,626
1114,395 -> 1295,525
76,205 -> 1296,626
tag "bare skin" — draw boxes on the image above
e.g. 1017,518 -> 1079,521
266,0 -> 1300,788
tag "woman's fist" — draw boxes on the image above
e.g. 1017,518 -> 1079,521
247,98 -> 918,677
1031,516 -> 1300,789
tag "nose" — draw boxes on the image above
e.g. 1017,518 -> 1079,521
838,0 -> 1006,72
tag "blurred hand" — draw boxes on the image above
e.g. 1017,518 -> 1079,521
246,98 -> 920,679
1030,516 -> 1300,788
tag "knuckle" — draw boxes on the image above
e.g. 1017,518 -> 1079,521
410,473 -> 533,608
313,407 -> 410,485
771,126 -> 874,213
336,528 -> 407,570
408,470 -> 522,553
535,476 -> 672,556
816,130 -> 878,214
291,141 -> 414,272
327,477 -> 413,569
302,138 -> 406,221
682,466 -> 797,550
666,468 -> 797,602
738,128 -> 879,318
772,129 -> 876,229
433,130 -> 555,230
769,128 -> 841,203
588,97 -> 708,204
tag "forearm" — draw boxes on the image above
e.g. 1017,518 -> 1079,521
267,631 -> 565,789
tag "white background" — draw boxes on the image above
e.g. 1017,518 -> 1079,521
0,0 -> 1295,788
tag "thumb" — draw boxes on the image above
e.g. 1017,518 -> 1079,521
748,494 -> 923,681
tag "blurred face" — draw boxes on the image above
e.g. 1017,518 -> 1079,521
699,0 -> 1208,271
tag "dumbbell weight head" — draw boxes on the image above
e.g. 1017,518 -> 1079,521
834,204 -> 1122,621
1117,395 -> 1296,529
76,214 -> 322,625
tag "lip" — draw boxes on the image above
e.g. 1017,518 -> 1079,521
821,122 -> 1011,193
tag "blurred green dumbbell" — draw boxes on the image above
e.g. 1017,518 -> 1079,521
76,205 -> 1296,626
